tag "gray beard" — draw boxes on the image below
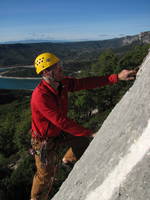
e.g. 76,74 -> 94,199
43,76 -> 59,90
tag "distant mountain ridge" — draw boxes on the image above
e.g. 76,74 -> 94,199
0,39 -> 70,44
0,31 -> 150,46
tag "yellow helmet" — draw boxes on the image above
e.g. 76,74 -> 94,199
34,52 -> 60,74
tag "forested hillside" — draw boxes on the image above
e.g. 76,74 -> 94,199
0,41 -> 111,66
0,31 -> 150,67
0,43 -> 150,200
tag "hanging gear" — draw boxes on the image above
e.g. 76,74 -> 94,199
34,52 -> 60,74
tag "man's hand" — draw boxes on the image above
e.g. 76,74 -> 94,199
89,133 -> 96,138
118,69 -> 138,81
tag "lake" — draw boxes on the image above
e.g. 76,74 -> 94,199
0,66 -> 41,90
0,77 -> 41,90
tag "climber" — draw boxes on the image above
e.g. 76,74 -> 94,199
30,52 -> 137,200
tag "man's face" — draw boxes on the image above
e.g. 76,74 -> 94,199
44,62 -> 64,81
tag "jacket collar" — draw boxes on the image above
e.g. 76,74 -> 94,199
40,79 -> 59,95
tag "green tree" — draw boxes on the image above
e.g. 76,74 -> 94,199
118,44 -> 150,70
92,49 -> 118,75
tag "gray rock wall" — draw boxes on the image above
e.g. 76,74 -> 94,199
52,50 -> 150,200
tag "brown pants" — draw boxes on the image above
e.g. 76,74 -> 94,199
31,133 -> 90,200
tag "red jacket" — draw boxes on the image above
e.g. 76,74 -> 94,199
31,75 -> 118,138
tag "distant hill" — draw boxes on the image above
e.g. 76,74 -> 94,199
0,31 -> 149,67
0,39 -> 69,44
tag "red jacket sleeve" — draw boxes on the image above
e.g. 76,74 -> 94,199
63,74 -> 118,92
34,93 -> 92,136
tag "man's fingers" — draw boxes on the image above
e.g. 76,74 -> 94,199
128,70 -> 137,75
126,77 -> 135,80
127,70 -> 137,79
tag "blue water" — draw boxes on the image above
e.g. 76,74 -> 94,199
0,68 -> 8,72
0,77 -> 40,90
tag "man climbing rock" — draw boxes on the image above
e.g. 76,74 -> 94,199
30,52 -> 137,200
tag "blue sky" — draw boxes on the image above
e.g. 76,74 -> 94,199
0,0 -> 150,42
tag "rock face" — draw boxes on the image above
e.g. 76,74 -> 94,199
122,31 -> 150,45
52,50 -> 150,200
